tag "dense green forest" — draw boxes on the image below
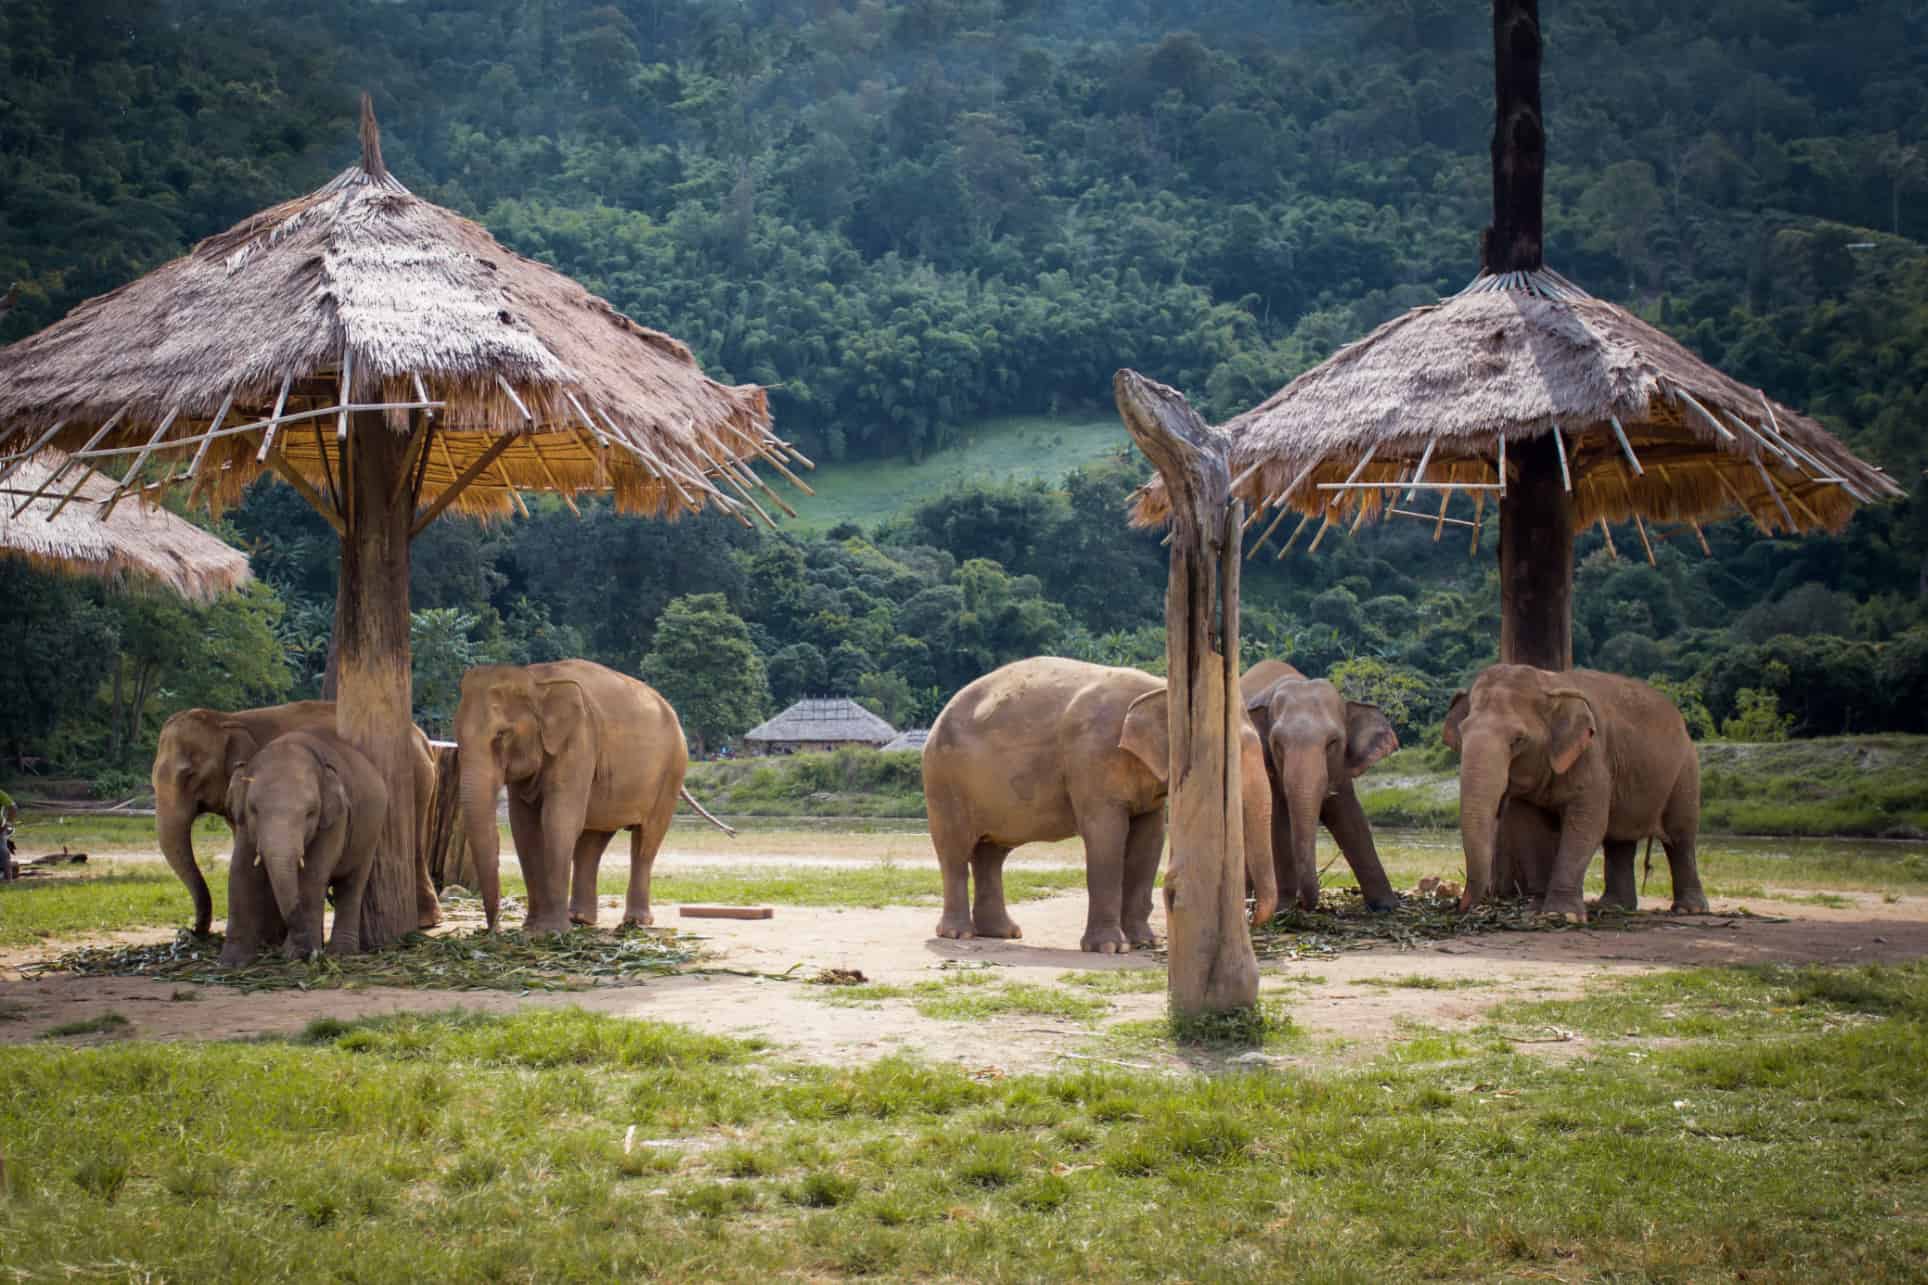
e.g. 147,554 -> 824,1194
1,0 -> 1925,781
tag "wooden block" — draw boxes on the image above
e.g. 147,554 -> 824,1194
677,905 -> 774,920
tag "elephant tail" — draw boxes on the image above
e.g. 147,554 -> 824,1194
681,786 -> 737,837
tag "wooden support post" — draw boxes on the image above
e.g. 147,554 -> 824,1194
336,407 -> 420,950
1113,369 -> 1259,1020
1481,0 -> 1545,276
1498,433 -> 1572,669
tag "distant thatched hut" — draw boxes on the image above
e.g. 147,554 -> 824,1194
742,699 -> 896,755
880,729 -> 929,753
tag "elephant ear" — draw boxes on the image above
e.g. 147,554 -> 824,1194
1545,689 -> 1598,775
1343,702 -> 1399,778
1440,690 -> 1471,751
218,722 -> 260,782
224,769 -> 252,824
1119,690 -> 1170,785
1243,684 -> 1277,750
536,680 -> 589,760
319,759 -> 349,832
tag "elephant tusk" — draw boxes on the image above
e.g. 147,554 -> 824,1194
254,853 -> 264,867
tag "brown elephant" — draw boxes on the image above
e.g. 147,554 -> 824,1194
1240,660 -> 1400,912
456,659 -> 720,935
151,701 -> 439,936
220,730 -> 388,963
1442,664 -> 1708,921
922,657 -> 1277,953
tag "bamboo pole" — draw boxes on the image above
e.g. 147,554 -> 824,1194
99,409 -> 183,519
255,373 -> 294,463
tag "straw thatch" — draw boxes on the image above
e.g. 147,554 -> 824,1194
880,728 -> 929,753
0,99 -> 788,525
1133,268 -> 1901,543
742,698 -> 897,751
0,451 -> 250,601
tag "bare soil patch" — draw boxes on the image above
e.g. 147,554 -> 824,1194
5,875 -> 1924,1073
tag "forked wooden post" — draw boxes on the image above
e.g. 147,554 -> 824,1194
1113,369 -> 1260,1018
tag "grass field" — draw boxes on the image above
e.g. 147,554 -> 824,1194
2,963 -> 1923,1279
781,413 -> 1129,532
4,824 -> 1921,950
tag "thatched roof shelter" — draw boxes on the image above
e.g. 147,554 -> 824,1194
743,699 -> 896,753
0,450 -> 249,601
880,728 -> 929,753
1132,268 -> 1902,551
0,96 -> 801,950
0,98 -> 797,527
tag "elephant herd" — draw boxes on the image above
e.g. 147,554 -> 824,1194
150,653 -> 1706,960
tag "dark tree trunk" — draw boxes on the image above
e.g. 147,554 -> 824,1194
337,409 -> 419,949
1482,0 -> 1544,275
1500,435 -> 1574,670
1114,369 -> 1259,1019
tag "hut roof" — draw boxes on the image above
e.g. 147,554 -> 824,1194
1133,268 -> 1901,543
880,728 -> 929,753
0,99 -> 793,525
0,451 -> 249,601
743,699 -> 897,746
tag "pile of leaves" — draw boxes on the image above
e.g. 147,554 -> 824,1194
30,925 -> 705,994
1244,889 -> 1757,962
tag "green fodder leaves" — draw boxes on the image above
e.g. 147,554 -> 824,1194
32,925 -> 703,993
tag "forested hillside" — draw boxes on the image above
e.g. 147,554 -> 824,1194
2,0 -> 1924,780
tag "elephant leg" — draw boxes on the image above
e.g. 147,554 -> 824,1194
326,858 -> 374,957
568,830 -> 616,926
1078,806 -> 1130,954
413,753 -> 441,930
1270,794 -> 1299,912
531,794 -> 589,936
218,834 -> 275,965
970,842 -> 1022,939
1662,783 -> 1708,913
506,796 -> 549,934
1322,784 -> 1398,911
1540,807 -> 1608,923
930,806 -> 980,940
1597,839 -> 1639,911
621,797 -> 677,928
1499,801 -> 1559,901
1120,810 -> 1165,949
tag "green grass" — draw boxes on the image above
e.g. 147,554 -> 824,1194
780,413 -> 1128,533
34,1013 -> 129,1040
1059,968 -> 1168,994
684,747 -> 927,819
1356,974 -> 1492,990
812,968 -> 1113,1024
2,965 -> 1926,1278
8,812 -> 228,853
0,868 -> 233,948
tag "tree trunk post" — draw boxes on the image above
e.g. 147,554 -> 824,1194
1114,369 -> 1259,1019
1498,433 -> 1573,670
336,408 -> 419,949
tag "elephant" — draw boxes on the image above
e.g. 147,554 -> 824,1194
152,701 -> 440,936
922,656 -> 1277,953
1240,661 -> 1401,912
219,730 -> 388,962
456,659 -> 724,935
1442,664 -> 1709,921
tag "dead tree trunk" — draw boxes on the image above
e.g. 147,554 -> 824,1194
1114,369 -> 1259,1018
337,408 -> 419,949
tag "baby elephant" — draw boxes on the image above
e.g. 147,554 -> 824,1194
220,730 -> 389,963
1443,664 -> 1707,922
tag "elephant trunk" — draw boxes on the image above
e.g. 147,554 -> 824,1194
1284,775 -> 1328,913
156,796 -> 213,936
460,752 -> 503,931
1456,732 -> 1510,911
1239,750 -> 1278,926
260,834 -> 306,951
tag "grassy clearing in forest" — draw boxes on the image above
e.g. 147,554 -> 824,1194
6,963 -> 1921,1279
779,413 -> 1128,533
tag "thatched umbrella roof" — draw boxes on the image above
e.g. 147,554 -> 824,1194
743,699 -> 897,747
0,97 -> 797,526
0,450 -> 250,601
1132,268 -> 1902,552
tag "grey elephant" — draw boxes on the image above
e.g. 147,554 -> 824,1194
1240,660 -> 1400,912
220,730 -> 388,962
922,656 -> 1277,953
151,701 -> 440,935
456,659 -> 729,936
1442,664 -> 1708,921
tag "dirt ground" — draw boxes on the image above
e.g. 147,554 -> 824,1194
6,849 -> 1925,1074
